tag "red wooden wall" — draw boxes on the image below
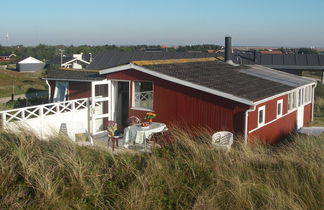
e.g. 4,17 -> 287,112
248,94 -> 295,143
249,111 -> 297,143
248,95 -> 288,131
68,82 -> 91,100
107,69 -> 249,133
303,103 -> 312,126
248,93 -> 313,143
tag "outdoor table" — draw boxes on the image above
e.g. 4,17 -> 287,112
123,122 -> 167,145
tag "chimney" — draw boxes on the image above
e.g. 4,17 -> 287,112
224,36 -> 238,66
225,36 -> 232,63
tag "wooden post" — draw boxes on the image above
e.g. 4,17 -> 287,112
11,80 -> 14,101
321,71 -> 324,84
1,113 -> 6,130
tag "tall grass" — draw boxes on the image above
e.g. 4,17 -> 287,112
0,128 -> 323,209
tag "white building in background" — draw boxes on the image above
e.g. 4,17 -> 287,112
18,56 -> 45,72
61,53 -> 91,69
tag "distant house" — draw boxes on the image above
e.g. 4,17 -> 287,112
207,49 -> 223,53
234,51 -> 324,81
18,57 -> 45,72
0,54 -> 16,62
48,53 -> 92,69
44,48 -> 316,143
259,50 -> 283,55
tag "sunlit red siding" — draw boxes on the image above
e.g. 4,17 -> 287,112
303,103 -> 312,126
68,82 -> 91,100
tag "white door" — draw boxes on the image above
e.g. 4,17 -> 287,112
91,80 -> 111,135
297,106 -> 304,129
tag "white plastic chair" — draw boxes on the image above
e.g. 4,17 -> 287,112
211,131 -> 234,151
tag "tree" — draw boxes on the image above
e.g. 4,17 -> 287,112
298,48 -> 318,54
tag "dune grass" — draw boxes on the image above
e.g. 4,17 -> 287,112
0,128 -> 323,209
311,83 -> 324,126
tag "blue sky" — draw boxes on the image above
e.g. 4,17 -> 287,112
1,0 -> 323,47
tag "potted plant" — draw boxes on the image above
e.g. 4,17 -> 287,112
144,112 -> 156,123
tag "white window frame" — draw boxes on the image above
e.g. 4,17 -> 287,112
132,80 -> 154,111
288,91 -> 297,111
258,105 -> 266,127
304,86 -> 312,103
277,99 -> 283,118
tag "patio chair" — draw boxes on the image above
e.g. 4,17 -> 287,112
127,116 -> 141,125
105,120 -> 122,151
147,127 -> 171,150
211,131 -> 233,151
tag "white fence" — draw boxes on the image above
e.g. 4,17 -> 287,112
0,98 -> 90,142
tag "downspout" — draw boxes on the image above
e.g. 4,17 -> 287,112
311,82 -> 317,121
244,105 -> 256,144
45,80 -> 51,103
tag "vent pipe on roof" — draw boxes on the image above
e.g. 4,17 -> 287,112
225,36 -> 232,62
89,53 -> 93,63
224,36 -> 239,66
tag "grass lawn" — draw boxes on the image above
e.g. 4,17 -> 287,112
0,68 -> 47,98
302,71 -> 322,81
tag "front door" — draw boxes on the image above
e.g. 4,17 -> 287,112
91,80 -> 111,135
112,81 -> 130,129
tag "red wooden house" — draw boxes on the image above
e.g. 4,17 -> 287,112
0,54 -> 16,62
44,50 -> 316,143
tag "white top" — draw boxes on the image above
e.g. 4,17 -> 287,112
19,56 -> 44,64
123,122 -> 167,144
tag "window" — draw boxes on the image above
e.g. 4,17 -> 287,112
304,86 -> 312,103
53,81 -> 68,102
288,91 -> 297,111
298,89 -> 302,107
258,106 -> 265,127
277,99 -> 283,118
133,81 -> 153,110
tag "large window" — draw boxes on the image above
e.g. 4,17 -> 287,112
133,81 -> 153,110
277,99 -> 283,118
53,81 -> 68,102
258,106 -> 265,127
288,91 -> 297,111
304,86 -> 312,103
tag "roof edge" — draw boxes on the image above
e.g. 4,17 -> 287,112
43,77 -> 96,82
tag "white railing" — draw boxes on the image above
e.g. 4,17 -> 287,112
0,98 -> 90,125
134,91 -> 153,109
135,91 -> 153,103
